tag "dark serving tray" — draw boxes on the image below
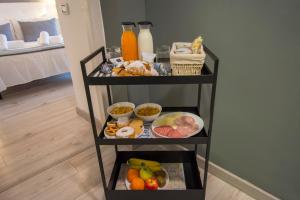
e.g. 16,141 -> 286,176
107,151 -> 203,200
97,106 -> 208,145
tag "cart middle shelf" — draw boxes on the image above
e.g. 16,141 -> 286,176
98,106 -> 209,145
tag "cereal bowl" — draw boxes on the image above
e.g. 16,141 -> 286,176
107,102 -> 135,119
134,103 -> 162,122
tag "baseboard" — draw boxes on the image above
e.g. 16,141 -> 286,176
177,145 -> 279,200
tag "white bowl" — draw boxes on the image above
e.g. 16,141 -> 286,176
107,102 -> 135,119
134,103 -> 162,122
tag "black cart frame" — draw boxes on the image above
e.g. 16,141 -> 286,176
81,45 -> 219,200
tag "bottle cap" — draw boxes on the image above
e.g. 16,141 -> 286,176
121,22 -> 136,27
138,21 -> 153,26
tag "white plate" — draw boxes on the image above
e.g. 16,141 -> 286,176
151,112 -> 204,138
125,167 -> 169,190
104,127 -> 144,139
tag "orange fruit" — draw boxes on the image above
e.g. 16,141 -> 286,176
127,168 -> 139,183
131,177 -> 145,190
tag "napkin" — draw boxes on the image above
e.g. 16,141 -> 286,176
38,31 -> 50,45
0,34 -> 8,50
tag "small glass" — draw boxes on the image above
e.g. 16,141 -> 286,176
106,46 -> 121,59
156,45 -> 171,75
156,45 -> 171,61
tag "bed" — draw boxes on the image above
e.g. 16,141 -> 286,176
0,2 -> 70,95
0,42 -> 69,93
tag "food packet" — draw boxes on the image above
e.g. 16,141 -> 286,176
191,36 -> 203,54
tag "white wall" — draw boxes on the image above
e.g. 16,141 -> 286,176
0,2 -> 56,19
55,0 -> 107,122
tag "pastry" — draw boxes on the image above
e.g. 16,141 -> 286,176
112,67 -> 124,74
127,67 -> 145,76
112,60 -> 158,77
116,126 -> 135,138
105,121 -> 118,136
130,119 -> 143,127
143,62 -> 151,71
117,117 -> 129,128
144,70 -> 153,76
129,119 -> 144,136
105,127 -> 117,136
118,69 -> 132,76
107,121 -> 117,129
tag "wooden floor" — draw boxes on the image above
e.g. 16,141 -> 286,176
0,76 -> 254,200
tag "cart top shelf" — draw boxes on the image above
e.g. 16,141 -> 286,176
81,45 -> 219,86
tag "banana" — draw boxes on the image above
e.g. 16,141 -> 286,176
128,164 -> 142,170
128,164 -> 161,172
127,158 -> 161,168
147,166 -> 162,172
128,158 -> 158,166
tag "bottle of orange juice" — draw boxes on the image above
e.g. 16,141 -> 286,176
121,22 -> 138,61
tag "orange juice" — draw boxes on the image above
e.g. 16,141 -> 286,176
121,23 -> 138,61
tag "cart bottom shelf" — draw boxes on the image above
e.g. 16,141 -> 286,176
107,151 -> 203,200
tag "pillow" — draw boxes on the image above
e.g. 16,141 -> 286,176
0,23 -> 14,41
11,17 -> 60,40
8,19 -> 23,40
19,18 -> 58,42
0,18 -> 16,40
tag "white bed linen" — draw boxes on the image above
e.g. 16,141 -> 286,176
0,45 -> 69,92
0,41 -> 64,56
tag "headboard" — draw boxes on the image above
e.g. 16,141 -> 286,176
0,1 -> 55,20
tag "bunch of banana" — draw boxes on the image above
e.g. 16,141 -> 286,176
127,158 -> 161,172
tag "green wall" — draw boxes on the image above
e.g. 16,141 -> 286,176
146,1 -> 300,199
101,0 -> 300,199
100,0 -> 146,47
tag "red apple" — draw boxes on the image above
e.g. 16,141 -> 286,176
145,178 -> 159,190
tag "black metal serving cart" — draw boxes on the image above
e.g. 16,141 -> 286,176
80,45 -> 219,200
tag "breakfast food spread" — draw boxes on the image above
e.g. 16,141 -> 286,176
105,102 -> 204,139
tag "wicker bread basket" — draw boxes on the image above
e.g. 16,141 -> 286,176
170,42 -> 206,76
